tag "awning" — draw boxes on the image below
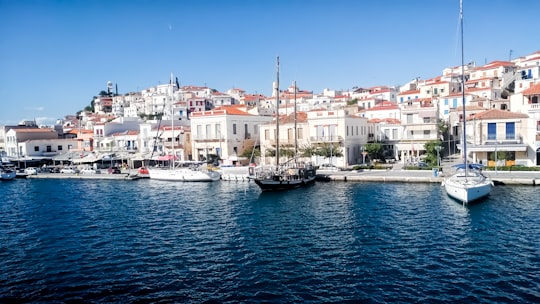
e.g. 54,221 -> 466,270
156,155 -> 178,161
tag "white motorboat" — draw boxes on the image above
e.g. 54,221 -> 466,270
1,166 -> 17,180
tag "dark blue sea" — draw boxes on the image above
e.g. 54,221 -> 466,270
1,178 -> 539,303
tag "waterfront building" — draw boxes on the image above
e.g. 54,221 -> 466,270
306,109 -> 371,167
462,109 -> 530,166
190,105 -> 271,164
396,98 -> 439,163
4,128 -> 59,158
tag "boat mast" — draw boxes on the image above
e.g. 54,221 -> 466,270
275,56 -> 280,169
170,73 -> 175,169
460,0 -> 468,178
294,80 -> 298,157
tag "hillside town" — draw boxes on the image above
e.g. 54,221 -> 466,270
1,50 -> 540,171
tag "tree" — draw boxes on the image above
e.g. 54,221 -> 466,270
364,143 -> 383,161
240,145 -> 261,162
315,143 -> 343,160
347,98 -> 358,106
298,144 -> 317,158
423,140 -> 443,166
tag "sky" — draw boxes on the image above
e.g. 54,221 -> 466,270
1,0 -> 539,126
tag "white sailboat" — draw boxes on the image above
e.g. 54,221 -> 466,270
254,57 -> 316,191
443,0 -> 493,203
148,75 -> 220,182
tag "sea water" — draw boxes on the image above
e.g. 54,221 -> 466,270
1,179 -> 539,302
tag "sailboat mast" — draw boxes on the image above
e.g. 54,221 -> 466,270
460,0 -> 468,177
275,56 -> 280,168
170,73 -> 175,169
294,80 -> 298,156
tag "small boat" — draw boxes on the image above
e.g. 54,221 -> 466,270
0,166 -> 17,180
218,164 -> 257,181
254,57 -> 317,191
443,0 -> 493,203
136,167 -> 150,178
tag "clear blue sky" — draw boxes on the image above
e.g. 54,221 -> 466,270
1,0 -> 538,126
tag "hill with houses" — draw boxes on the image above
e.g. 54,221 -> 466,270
1,50 -> 539,169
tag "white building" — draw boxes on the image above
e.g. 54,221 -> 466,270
190,105 -> 272,163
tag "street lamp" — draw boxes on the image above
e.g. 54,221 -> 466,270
435,146 -> 443,167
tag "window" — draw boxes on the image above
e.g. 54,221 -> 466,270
407,114 -> 413,124
58,145 -> 63,151
505,122 -> 515,140
444,99 -> 448,106
205,124 -> 211,139
215,124 -> 221,138
424,130 -> 430,138
34,146 -> 39,152
487,123 -> 496,140
297,128 -> 303,140
46,146 -> 52,152
232,124 -> 237,135
453,98 -> 458,108
423,117 -> 430,123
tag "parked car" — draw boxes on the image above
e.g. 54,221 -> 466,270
318,163 -> 340,171
418,162 -> 429,168
81,167 -> 97,174
60,167 -> 77,174
108,167 -> 121,174
24,167 -> 38,175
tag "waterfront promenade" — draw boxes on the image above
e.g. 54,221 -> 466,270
25,166 -> 540,185
319,156 -> 540,186
319,168 -> 540,186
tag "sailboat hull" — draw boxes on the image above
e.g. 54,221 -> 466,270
254,175 -> 316,191
443,174 -> 493,203
148,168 -> 220,182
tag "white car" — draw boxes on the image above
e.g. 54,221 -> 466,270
81,167 -> 97,174
318,163 -> 340,172
60,167 -> 77,174
25,167 -> 38,175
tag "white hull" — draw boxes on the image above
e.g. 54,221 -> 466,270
443,173 -> 493,203
218,166 -> 256,181
148,168 -> 220,182
1,169 -> 16,180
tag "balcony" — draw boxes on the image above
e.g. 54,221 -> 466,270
310,136 -> 343,144
193,136 -> 222,143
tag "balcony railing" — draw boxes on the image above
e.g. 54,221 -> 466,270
193,137 -> 222,143
310,136 -> 343,143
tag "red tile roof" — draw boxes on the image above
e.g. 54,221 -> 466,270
366,101 -> 399,111
475,60 -> 515,71
466,109 -> 528,121
522,82 -> 540,96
